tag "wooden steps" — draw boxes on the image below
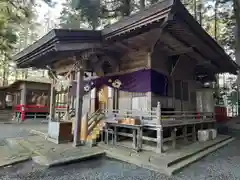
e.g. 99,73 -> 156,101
87,120 -> 105,142
0,109 -> 13,122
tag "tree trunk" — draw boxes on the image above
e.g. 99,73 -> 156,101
193,0 -> 197,19
234,0 -> 240,79
233,0 -> 240,114
121,0 -> 131,16
2,65 -> 6,86
140,0 -> 145,10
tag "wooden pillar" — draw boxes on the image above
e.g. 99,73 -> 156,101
90,88 -> 96,113
0,91 -> 6,109
80,112 -> 88,143
156,127 -> 163,153
192,124 -> 196,142
172,77 -> 175,109
183,125 -> 188,143
113,65 -> 120,110
113,126 -> 117,144
49,80 -> 56,121
70,71 -> 75,110
20,83 -> 27,105
132,129 -> 137,149
73,62 -> 84,147
156,101 -> 161,125
171,127 -> 177,149
20,83 -> 27,121
137,127 -> 143,151
113,89 -> 119,110
180,81 -> 183,112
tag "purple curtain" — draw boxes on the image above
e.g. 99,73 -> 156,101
70,69 -> 168,96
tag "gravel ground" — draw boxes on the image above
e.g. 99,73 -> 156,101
0,123 -> 239,180
0,137 -> 239,180
0,124 -> 31,140
0,123 -> 47,140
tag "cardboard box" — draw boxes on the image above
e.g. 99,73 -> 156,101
118,118 -> 141,125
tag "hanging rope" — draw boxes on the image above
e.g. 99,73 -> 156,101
47,62 -> 77,92
47,49 -> 97,92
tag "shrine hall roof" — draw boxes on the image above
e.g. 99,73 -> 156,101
13,0 -> 239,75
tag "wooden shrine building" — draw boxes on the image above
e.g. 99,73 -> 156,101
13,0 -> 239,149
6,79 -> 51,121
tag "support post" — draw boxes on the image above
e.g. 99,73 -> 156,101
132,129 -> 137,149
156,127 -> 163,153
65,72 -> 73,121
208,123 -> 212,129
156,101 -> 161,125
213,121 -> 216,130
192,124 -> 196,142
171,127 -> 177,149
137,127 -> 143,151
73,61 -> 84,147
113,89 -> 119,110
80,112 -> 88,144
20,83 -> 27,121
70,71 -> 75,110
183,125 -> 188,143
113,126 -> 117,145
49,80 -> 56,121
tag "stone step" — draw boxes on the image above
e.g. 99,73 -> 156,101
164,136 -> 233,168
99,135 -> 234,176
166,137 -> 235,175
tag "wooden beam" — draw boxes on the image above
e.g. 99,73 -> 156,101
73,58 -> 84,147
49,80 -> 56,121
55,43 -> 101,52
167,47 -> 193,56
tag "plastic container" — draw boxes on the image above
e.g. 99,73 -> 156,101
209,129 -> 217,140
198,130 -> 210,142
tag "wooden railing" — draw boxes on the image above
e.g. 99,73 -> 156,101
104,109 -> 157,125
161,111 -> 214,120
103,102 -> 215,126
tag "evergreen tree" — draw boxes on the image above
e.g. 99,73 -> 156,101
59,0 -> 87,29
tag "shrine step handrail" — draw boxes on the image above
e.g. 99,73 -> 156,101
88,109 -> 102,124
87,109 -> 105,134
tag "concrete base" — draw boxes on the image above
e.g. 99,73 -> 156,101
6,135 -> 105,167
48,121 -> 72,144
7,128 -> 234,176
99,135 -> 234,175
32,152 -> 105,167
0,139 -> 32,168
